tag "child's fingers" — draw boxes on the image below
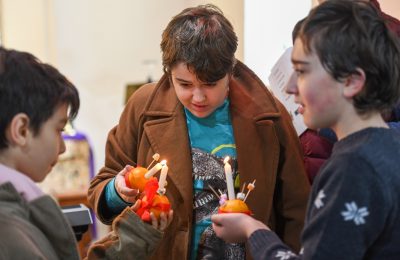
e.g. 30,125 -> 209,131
116,187 -> 138,203
130,199 -> 141,211
167,210 -> 173,226
210,214 -> 223,226
158,212 -> 168,231
119,165 -> 134,177
150,212 -> 159,230
119,186 -> 139,197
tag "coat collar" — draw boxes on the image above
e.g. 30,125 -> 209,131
229,61 -> 281,121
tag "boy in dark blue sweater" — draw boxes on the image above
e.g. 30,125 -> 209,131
212,1 -> 400,259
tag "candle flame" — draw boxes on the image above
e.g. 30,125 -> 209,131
223,156 -> 230,164
160,160 -> 167,166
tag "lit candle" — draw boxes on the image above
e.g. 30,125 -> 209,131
144,159 -> 164,179
223,156 -> 235,200
158,161 -> 168,192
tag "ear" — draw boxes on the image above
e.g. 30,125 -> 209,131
343,68 -> 366,98
8,113 -> 31,147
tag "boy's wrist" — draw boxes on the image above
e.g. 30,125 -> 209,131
245,217 -> 269,239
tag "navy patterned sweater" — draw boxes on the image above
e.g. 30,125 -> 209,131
248,128 -> 400,260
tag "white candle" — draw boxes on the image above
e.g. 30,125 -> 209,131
144,160 -> 163,179
223,156 -> 235,200
158,161 -> 168,191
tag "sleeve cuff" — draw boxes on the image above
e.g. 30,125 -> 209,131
105,178 -> 132,214
248,229 -> 298,260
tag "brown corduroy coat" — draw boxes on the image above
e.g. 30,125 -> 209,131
88,61 -> 310,259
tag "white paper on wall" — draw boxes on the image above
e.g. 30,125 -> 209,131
268,47 -> 307,136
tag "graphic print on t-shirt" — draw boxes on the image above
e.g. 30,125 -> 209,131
191,148 -> 244,260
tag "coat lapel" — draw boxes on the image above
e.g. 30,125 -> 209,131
230,61 -> 282,219
143,76 -> 194,217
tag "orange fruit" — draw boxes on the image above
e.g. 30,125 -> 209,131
125,166 -> 156,192
149,194 -> 171,219
218,199 -> 251,215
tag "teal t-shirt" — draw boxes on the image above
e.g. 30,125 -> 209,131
185,99 -> 236,158
186,99 -> 245,259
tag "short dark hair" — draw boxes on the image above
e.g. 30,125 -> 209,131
298,0 -> 400,115
292,18 -> 306,44
0,47 -> 80,149
160,4 -> 238,82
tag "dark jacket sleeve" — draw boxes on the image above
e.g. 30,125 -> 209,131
389,122 -> 400,131
249,229 -> 301,260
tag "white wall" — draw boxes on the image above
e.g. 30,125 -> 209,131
1,0 -> 57,62
243,0 -> 311,87
53,0 -> 187,175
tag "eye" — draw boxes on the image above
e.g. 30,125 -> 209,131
294,68 -> 305,76
178,82 -> 191,88
203,82 -> 217,87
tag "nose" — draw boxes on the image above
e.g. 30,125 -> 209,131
285,72 -> 298,95
59,136 -> 66,155
192,87 -> 206,103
